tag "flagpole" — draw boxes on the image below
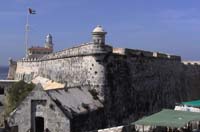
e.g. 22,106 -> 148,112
25,8 -> 36,57
25,8 -> 30,58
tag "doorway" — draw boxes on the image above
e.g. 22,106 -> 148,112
35,117 -> 44,132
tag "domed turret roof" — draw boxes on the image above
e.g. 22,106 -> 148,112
92,25 -> 105,33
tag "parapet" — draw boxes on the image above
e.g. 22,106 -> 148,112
182,61 -> 200,66
19,43 -> 113,62
19,44 -> 181,62
113,48 -> 181,61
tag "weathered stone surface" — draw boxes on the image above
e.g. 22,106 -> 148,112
8,84 -> 70,132
8,40 -> 200,131
14,44 -> 112,101
47,86 -> 103,114
104,55 -> 190,126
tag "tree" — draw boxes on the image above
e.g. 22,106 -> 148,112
4,80 -> 35,117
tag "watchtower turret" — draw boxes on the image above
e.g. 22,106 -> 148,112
92,25 -> 107,45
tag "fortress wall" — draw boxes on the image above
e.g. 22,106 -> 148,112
14,45 -> 184,103
113,48 -> 181,61
16,56 -> 104,87
182,63 -> 200,99
15,56 -> 106,96
12,44 -> 200,129
104,54 -> 200,126
18,44 -> 112,62
38,55 -> 106,88
15,61 -> 41,82
15,44 -> 112,98
182,61 -> 200,65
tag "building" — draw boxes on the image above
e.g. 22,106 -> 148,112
27,34 -> 53,58
7,77 -> 104,132
8,84 -> 70,132
6,25 -> 200,132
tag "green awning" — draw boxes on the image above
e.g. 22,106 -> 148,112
182,100 -> 200,107
133,109 -> 200,128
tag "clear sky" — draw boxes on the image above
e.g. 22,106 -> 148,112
1,0 -> 200,65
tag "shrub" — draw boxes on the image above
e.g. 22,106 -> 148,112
4,80 -> 35,117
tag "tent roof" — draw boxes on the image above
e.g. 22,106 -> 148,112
182,100 -> 200,107
133,109 -> 200,128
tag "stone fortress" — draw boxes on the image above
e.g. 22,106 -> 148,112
3,25 -> 200,132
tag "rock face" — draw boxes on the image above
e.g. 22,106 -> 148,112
7,26 -> 200,131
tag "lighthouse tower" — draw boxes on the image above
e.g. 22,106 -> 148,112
44,34 -> 53,49
28,34 -> 54,57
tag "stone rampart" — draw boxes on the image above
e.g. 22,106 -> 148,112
14,43 -> 188,105
7,25 -> 200,131
103,53 -> 200,126
19,43 -> 112,62
13,42 -> 200,127
15,44 -> 182,92
113,48 -> 181,61
15,43 -> 113,99
182,61 -> 200,65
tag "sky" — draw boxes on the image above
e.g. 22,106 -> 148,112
1,0 -> 200,65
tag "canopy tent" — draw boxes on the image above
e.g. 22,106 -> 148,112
182,100 -> 200,107
133,109 -> 200,128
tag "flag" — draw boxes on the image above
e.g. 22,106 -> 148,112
28,8 -> 36,14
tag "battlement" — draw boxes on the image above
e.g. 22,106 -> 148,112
19,43 -> 112,62
21,45 -> 181,63
182,61 -> 200,66
113,48 -> 181,61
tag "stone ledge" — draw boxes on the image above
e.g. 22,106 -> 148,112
113,48 -> 181,61
19,43 -> 112,62
182,61 -> 200,65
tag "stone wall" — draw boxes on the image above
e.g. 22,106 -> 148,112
71,108 -> 106,132
15,44 -> 112,99
8,84 -> 70,132
12,43 -> 200,131
103,52 -> 200,127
